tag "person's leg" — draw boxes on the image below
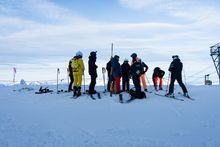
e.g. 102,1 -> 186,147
168,74 -> 175,94
153,76 -> 158,91
126,77 -> 130,91
68,74 -> 74,91
176,75 -> 188,93
133,75 -> 141,92
73,73 -> 78,96
122,76 -> 126,91
140,74 -> 147,91
89,75 -> 96,93
114,76 -> 121,94
159,77 -> 163,90
89,75 -> 93,91
77,73 -> 83,96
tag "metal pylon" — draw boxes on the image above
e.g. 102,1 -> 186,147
210,42 -> 220,84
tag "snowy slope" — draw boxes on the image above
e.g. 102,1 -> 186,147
0,84 -> 220,147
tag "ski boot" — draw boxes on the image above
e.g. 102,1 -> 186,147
88,90 -> 97,94
183,92 -> 190,98
165,93 -> 174,98
77,86 -> 81,97
73,86 -> 78,97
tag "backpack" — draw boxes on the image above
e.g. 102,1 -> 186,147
131,61 -> 143,76
129,89 -> 146,99
71,58 -> 79,72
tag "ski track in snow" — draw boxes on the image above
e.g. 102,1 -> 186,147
0,84 -> 220,147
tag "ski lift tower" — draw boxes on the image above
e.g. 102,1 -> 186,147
210,42 -> 220,84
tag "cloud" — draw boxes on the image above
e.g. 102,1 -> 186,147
0,0 -> 85,23
119,0 -> 158,10
119,0 -> 220,28
0,19 -> 213,59
0,0 -> 219,61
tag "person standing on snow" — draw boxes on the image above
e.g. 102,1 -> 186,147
139,59 -> 148,92
121,58 -> 131,92
111,55 -> 122,94
166,55 -> 189,97
68,59 -> 74,92
130,53 -> 143,93
152,67 -> 165,91
106,58 -> 113,92
71,51 -> 85,96
88,51 -> 98,94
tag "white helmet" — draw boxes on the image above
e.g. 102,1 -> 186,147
76,51 -> 83,57
124,58 -> 129,62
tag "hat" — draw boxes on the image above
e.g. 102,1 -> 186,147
131,53 -> 137,58
114,55 -> 119,59
172,55 -> 179,60
124,58 -> 129,62
76,51 -> 83,57
90,51 -> 97,56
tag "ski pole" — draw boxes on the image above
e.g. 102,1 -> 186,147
166,72 -> 171,93
110,43 -> 114,97
57,68 -> 60,94
67,68 -> 69,90
145,74 -> 154,93
102,67 -> 106,92
83,73 -> 86,94
183,68 -> 187,87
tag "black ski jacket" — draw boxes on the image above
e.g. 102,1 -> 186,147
153,67 -> 165,78
88,55 -> 97,77
121,62 -> 131,78
112,57 -> 122,78
130,61 -> 143,77
168,58 -> 183,77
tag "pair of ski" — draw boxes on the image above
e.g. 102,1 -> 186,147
154,92 -> 195,101
71,91 -> 101,100
35,86 -> 53,94
88,92 -> 101,100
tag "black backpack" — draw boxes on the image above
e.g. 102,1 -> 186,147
131,61 -> 143,76
129,89 -> 146,99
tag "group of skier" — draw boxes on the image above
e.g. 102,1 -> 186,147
68,51 -> 189,98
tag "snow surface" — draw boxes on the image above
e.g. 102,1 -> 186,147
0,84 -> 220,147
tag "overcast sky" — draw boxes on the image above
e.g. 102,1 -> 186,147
0,0 -> 220,84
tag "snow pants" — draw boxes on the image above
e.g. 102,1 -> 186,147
132,75 -> 141,92
122,76 -> 130,91
114,76 -> 121,94
169,74 -> 187,94
140,74 -> 147,90
89,75 -> 97,93
73,72 -> 83,87
153,76 -> 163,90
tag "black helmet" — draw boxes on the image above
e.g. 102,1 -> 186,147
90,51 -> 97,56
131,53 -> 137,58
172,55 -> 179,60
114,55 -> 119,59
154,67 -> 160,72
